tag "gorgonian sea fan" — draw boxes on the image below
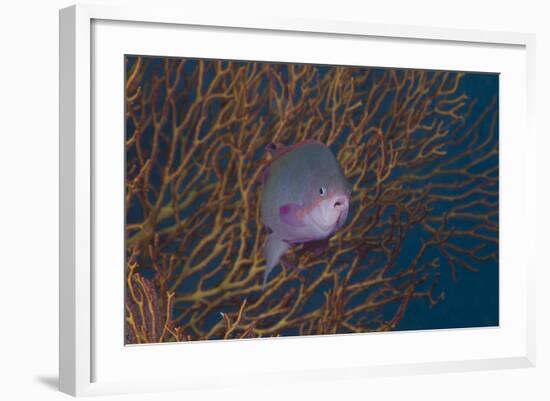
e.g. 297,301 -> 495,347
124,57 -> 498,343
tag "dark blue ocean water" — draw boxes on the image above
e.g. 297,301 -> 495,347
397,73 -> 499,330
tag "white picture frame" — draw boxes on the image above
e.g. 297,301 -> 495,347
59,3 -> 536,397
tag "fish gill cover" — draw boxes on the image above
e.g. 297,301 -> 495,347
124,56 -> 498,344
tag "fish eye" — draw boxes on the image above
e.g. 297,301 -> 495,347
319,187 -> 327,197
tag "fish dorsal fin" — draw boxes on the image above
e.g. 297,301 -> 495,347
258,140 -> 324,185
255,143 -> 283,186
265,142 -> 288,159
266,140 -> 322,161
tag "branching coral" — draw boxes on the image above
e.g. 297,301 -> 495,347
124,56 -> 498,343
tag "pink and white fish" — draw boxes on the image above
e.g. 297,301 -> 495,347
259,140 -> 352,287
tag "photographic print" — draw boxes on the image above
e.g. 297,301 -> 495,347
124,55 -> 498,344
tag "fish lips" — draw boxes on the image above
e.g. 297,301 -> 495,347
311,193 -> 350,235
337,205 -> 349,228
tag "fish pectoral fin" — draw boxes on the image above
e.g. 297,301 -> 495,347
263,236 -> 290,289
279,203 -> 307,227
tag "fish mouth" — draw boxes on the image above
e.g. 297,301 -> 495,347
309,194 -> 349,235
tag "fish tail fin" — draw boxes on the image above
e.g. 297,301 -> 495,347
263,236 -> 290,290
262,266 -> 274,290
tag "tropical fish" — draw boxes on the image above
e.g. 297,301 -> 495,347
259,140 -> 352,288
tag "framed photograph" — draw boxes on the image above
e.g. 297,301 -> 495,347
59,4 -> 536,396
